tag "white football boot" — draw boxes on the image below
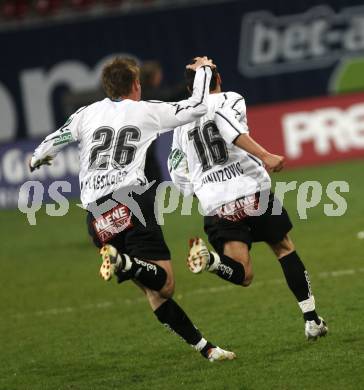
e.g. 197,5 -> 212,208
207,347 -> 236,362
187,237 -> 219,274
99,244 -> 122,281
305,317 -> 328,340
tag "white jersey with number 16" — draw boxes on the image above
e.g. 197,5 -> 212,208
168,92 -> 271,215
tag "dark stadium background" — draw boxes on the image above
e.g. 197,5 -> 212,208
1,0 -> 364,206
0,1 -> 363,389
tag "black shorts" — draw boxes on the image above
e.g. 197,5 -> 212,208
204,193 -> 293,253
86,188 -> 171,260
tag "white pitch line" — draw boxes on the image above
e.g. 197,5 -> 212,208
11,267 -> 363,320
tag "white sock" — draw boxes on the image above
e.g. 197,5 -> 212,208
208,252 -> 221,272
119,253 -> 132,271
194,337 -> 207,351
298,295 -> 315,314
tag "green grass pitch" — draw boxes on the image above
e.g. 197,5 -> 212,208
1,160 -> 363,390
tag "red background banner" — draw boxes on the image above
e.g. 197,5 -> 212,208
248,92 -> 364,167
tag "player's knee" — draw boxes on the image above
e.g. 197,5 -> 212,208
270,235 -> 295,259
159,278 -> 175,299
230,254 -> 253,287
228,256 -> 253,287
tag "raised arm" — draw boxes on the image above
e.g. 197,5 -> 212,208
151,57 -> 214,130
29,108 -> 83,172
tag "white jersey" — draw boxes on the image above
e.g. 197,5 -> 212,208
31,66 -> 212,207
168,92 -> 271,215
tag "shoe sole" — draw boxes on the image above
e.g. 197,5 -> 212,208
100,245 -> 116,281
187,238 -> 207,274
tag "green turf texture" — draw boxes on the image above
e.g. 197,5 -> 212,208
331,56 -> 364,94
1,160 -> 363,390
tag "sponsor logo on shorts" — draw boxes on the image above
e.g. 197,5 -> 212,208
93,203 -> 133,244
217,194 -> 260,221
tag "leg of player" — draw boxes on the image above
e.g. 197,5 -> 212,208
99,244 -> 170,294
187,238 -> 253,287
222,241 -> 253,286
268,234 -> 328,340
132,261 -> 236,362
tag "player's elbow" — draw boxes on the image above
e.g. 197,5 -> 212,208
194,102 -> 208,117
200,102 -> 208,115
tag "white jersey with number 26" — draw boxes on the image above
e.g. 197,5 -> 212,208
31,66 -> 212,207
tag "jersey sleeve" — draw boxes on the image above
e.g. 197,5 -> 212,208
30,107 -> 83,168
168,131 -> 194,196
150,66 -> 212,130
215,100 -> 249,145
224,93 -> 248,122
215,107 -> 249,145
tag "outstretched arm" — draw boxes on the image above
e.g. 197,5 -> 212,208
234,134 -> 285,172
29,108 -> 83,172
215,101 -> 285,172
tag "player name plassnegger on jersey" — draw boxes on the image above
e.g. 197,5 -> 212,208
30,64 -> 212,208
168,91 -> 272,216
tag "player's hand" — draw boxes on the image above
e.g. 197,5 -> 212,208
29,156 -> 53,172
186,56 -> 216,71
262,153 -> 285,172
